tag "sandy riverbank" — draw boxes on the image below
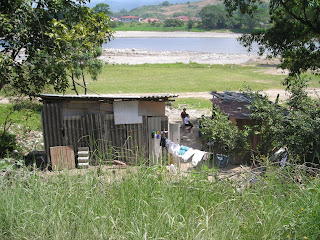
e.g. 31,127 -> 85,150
98,48 -> 262,65
100,31 -> 264,65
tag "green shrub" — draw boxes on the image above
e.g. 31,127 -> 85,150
200,107 -> 249,156
246,75 -> 320,163
164,18 -> 184,27
0,132 -> 17,158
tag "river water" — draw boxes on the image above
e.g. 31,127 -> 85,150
103,37 -> 259,54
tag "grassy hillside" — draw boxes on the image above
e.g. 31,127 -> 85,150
114,0 -> 221,19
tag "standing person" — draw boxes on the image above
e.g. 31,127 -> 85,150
184,114 -> 193,132
180,108 -> 187,127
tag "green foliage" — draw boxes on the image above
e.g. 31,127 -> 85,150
246,75 -> 320,163
244,88 -> 284,155
224,0 -> 320,74
0,166 -> 318,239
0,132 -> 17,158
199,5 -> 233,29
163,18 -> 184,27
109,21 -> 117,28
199,4 -> 269,29
0,102 -> 42,132
0,100 -> 42,156
0,0 -> 113,97
161,1 -> 171,6
112,22 -> 190,31
187,19 -> 195,29
200,108 -> 249,156
173,12 -> 192,17
92,3 -> 113,16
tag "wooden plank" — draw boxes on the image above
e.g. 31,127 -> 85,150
50,146 -> 75,170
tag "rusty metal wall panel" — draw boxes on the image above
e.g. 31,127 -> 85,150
42,102 -> 63,161
102,114 -> 146,163
81,114 -> 105,162
63,116 -> 83,164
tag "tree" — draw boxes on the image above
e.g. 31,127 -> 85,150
161,1 -> 171,7
120,8 -> 127,13
187,19 -> 195,29
92,3 -> 113,16
163,19 -> 184,27
224,0 -> 320,75
0,0 -> 112,97
199,5 -> 233,29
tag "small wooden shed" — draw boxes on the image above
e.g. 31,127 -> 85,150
39,94 -> 178,165
211,91 -> 258,163
211,91 -> 253,130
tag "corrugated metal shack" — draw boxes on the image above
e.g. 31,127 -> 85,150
211,91 -> 252,129
39,94 -> 178,165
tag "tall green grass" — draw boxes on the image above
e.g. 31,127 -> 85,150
0,165 -> 319,239
67,63 -> 320,95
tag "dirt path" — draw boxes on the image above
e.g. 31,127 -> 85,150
175,88 -> 320,101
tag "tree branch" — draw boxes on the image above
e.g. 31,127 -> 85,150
71,73 -> 79,95
280,0 -> 320,34
74,80 -> 100,95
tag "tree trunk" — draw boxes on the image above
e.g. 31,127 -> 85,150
82,72 -> 87,95
72,73 -> 79,95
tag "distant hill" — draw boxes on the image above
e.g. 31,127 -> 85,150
87,0 -> 204,12
110,0 -> 223,19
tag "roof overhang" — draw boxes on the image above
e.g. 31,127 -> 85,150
38,93 -> 178,103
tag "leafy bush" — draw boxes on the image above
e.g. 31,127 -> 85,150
0,132 -> 17,158
200,107 -> 249,156
246,75 -> 320,163
109,21 -> 117,28
163,18 -> 184,27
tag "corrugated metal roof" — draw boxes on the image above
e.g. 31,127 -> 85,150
38,93 -> 178,102
211,91 -> 253,103
210,91 -> 252,119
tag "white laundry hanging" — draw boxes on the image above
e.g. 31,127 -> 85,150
182,148 -> 196,162
191,150 -> 206,166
